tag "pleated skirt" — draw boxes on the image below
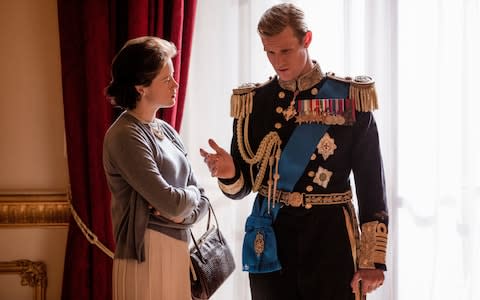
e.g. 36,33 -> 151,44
113,229 -> 191,300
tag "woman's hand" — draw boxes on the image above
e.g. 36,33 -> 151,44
200,139 -> 235,179
148,205 -> 184,223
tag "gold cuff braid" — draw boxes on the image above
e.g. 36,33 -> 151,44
218,173 -> 245,195
358,221 -> 388,269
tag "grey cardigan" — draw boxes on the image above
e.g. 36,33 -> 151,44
103,112 -> 209,261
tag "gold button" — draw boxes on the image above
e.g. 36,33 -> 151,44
305,203 -> 312,209
311,88 -> 318,95
319,173 -> 327,181
310,153 -> 317,160
276,106 -> 283,113
306,185 -> 313,192
278,91 -> 285,99
308,171 -> 315,177
274,123 -> 282,129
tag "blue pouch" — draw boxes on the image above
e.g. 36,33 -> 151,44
242,196 -> 281,273
242,122 -> 331,273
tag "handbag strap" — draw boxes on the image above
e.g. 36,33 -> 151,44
189,201 -> 225,263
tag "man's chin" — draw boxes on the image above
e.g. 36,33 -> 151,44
277,74 -> 293,81
276,71 -> 296,81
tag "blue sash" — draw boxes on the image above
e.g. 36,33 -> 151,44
242,123 -> 329,273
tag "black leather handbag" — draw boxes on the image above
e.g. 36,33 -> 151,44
190,202 -> 235,299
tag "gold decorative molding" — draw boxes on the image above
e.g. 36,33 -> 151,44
0,260 -> 47,300
0,191 -> 69,226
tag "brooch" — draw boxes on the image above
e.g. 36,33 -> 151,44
254,231 -> 265,257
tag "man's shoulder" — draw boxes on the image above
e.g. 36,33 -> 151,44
230,77 -> 277,118
231,76 -> 276,95
325,72 -> 375,87
325,72 -> 379,112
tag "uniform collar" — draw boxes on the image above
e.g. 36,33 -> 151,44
278,61 -> 324,92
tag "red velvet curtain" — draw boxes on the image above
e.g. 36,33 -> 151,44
58,1 -> 197,299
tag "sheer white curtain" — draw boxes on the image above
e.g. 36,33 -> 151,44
183,1 -> 480,299
397,1 -> 480,300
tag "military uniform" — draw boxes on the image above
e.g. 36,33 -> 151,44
219,62 -> 388,300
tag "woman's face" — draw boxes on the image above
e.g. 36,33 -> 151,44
143,59 -> 178,108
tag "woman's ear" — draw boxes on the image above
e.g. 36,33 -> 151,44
135,85 -> 145,97
303,31 -> 312,48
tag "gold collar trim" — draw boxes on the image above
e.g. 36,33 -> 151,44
278,62 -> 324,92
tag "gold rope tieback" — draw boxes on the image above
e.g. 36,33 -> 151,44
67,189 -> 114,259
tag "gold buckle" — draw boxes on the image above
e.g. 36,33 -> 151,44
287,192 -> 303,207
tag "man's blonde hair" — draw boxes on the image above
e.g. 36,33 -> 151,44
257,3 -> 308,42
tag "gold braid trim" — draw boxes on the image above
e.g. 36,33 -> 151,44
358,221 -> 388,269
235,111 -> 282,208
218,172 -> 245,195
230,80 -> 282,209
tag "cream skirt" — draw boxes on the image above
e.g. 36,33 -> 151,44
113,229 -> 191,300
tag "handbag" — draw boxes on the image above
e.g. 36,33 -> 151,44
189,202 -> 235,299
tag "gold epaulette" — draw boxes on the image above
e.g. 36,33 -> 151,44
231,83 -> 256,119
326,73 -> 378,112
230,78 -> 274,119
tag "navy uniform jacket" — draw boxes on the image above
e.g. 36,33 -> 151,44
219,62 -> 388,271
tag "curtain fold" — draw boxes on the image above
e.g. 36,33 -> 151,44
58,0 -> 114,299
58,1 -> 197,299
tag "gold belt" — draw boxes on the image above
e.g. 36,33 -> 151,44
258,186 -> 352,209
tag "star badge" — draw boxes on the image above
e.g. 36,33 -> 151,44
313,166 -> 333,188
317,133 -> 336,160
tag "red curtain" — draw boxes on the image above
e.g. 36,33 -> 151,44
57,1 -> 197,299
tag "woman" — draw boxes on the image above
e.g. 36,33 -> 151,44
103,36 -> 209,300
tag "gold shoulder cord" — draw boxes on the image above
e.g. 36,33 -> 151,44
231,85 -> 282,210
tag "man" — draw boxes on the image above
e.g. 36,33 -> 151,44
201,3 -> 388,299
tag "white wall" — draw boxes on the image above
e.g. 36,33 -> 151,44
0,1 -> 69,300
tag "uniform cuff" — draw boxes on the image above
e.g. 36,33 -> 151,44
218,172 -> 244,195
358,221 -> 388,269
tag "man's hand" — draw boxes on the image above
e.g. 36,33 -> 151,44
199,139 -> 235,179
351,268 -> 384,295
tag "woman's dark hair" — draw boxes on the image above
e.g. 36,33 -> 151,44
105,36 -> 177,109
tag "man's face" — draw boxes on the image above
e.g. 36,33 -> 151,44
261,26 -> 310,81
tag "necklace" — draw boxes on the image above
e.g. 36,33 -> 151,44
127,110 -> 164,140
148,120 -> 165,140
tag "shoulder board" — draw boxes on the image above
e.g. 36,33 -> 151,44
326,72 -> 378,112
232,76 -> 275,95
326,72 -> 375,86
232,82 -> 257,95
230,77 -> 274,118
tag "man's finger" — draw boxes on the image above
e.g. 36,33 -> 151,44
208,138 -> 226,154
199,148 -> 210,158
350,272 -> 361,291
